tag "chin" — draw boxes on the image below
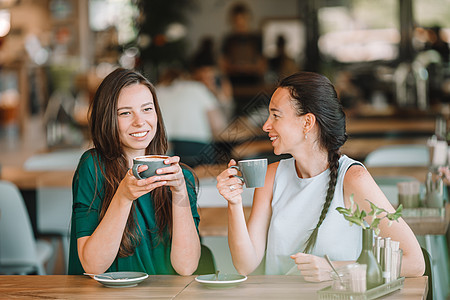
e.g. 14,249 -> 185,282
273,148 -> 282,156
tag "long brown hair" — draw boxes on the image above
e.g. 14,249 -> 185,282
88,68 -> 171,257
278,72 -> 348,253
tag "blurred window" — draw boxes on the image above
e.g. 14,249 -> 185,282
88,0 -> 139,45
262,19 -> 305,64
318,0 -> 399,63
414,0 -> 450,28
413,0 -> 450,50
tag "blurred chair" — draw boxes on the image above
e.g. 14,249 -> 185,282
24,148 -> 81,274
36,187 -> 72,274
364,144 -> 429,167
421,247 -> 433,300
170,140 -> 217,168
0,180 -> 54,275
193,244 -> 216,275
417,235 -> 450,300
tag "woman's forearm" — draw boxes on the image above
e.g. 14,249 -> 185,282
170,187 -> 201,275
400,250 -> 426,277
227,202 -> 261,275
79,195 -> 133,274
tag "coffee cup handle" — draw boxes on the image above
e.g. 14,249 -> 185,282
132,164 -> 144,180
230,166 -> 244,183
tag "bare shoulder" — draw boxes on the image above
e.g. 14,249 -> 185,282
343,163 -> 390,210
343,164 -> 373,187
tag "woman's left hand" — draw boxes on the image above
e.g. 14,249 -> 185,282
290,253 -> 332,282
156,156 -> 186,194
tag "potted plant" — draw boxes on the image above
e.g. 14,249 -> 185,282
336,195 -> 403,289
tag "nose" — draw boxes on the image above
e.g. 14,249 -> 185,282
133,113 -> 145,126
262,117 -> 271,132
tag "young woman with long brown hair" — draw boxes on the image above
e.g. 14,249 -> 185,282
216,72 -> 424,281
68,68 -> 200,275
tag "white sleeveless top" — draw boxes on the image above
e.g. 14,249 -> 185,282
265,155 -> 363,275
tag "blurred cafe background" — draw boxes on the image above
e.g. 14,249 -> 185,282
0,0 -> 449,298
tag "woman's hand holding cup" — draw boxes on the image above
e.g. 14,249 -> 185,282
119,164 -> 167,202
120,154 -> 186,202
217,159 -> 244,205
154,155 -> 186,195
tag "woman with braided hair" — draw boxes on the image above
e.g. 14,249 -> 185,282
216,72 -> 424,281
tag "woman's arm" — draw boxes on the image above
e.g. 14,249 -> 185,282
158,157 -> 200,276
217,160 -> 277,275
78,169 -> 167,274
169,185 -> 201,275
343,165 -> 425,277
290,164 -> 425,282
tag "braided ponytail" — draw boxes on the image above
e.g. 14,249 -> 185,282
278,72 -> 348,254
303,151 -> 340,253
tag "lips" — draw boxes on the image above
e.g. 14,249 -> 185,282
130,131 -> 148,138
269,135 -> 278,147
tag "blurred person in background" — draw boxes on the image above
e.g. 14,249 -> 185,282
426,25 -> 449,63
191,36 -> 234,121
157,66 -> 227,167
220,2 -> 267,115
267,35 -> 299,83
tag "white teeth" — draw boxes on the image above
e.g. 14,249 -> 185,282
131,132 -> 147,137
270,137 -> 277,141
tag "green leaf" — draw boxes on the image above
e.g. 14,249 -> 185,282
374,227 -> 381,236
336,194 -> 403,234
370,218 -> 381,229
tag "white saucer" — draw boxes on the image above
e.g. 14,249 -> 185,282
93,272 -> 148,288
195,274 -> 247,288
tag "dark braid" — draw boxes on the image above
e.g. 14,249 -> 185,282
278,72 -> 348,254
303,151 -> 340,253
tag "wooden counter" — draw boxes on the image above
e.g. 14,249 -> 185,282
0,275 -> 428,299
366,166 -> 429,182
346,118 -> 435,136
402,203 -> 450,236
1,165 -> 74,189
198,206 -> 251,237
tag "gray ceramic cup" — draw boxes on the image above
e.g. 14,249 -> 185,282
231,158 -> 268,188
132,155 -> 169,179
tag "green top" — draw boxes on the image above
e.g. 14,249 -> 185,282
68,149 -> 200,275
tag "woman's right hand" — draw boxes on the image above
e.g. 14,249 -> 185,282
216,159 -> 244,205
117,166 -> 167,202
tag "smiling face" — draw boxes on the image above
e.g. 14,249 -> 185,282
262,87 -> 305,155
117,83 -> 157,159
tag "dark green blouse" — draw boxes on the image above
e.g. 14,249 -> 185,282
68,149 -> 200,275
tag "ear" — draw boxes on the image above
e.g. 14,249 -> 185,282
303,113 -> 316,134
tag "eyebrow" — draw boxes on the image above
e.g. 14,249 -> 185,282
269,107 -> 282,113
117,102 -> 154,111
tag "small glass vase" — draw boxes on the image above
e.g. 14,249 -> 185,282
357,228 -> 383,290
